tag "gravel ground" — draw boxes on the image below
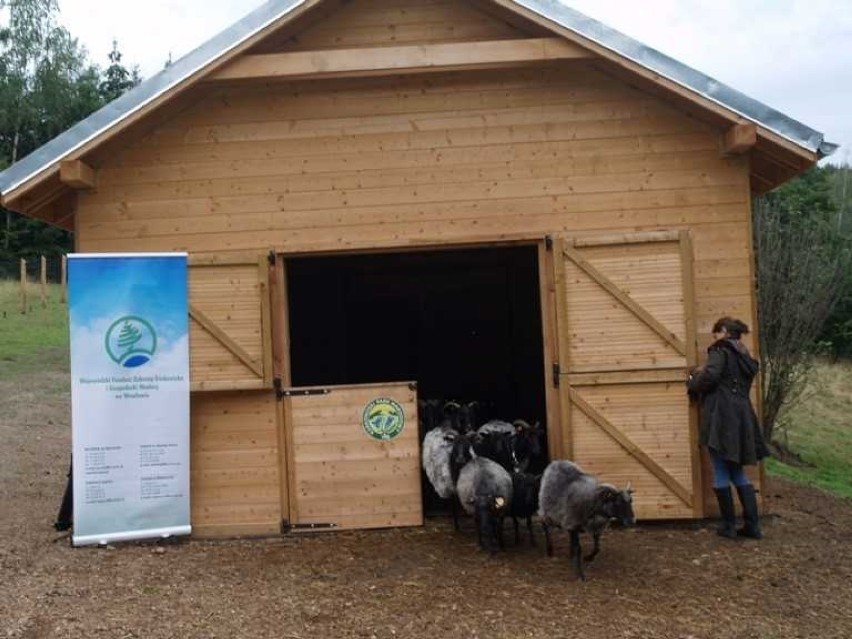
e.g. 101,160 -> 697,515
2,369 -> 851,639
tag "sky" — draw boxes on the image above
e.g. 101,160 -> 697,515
55,0 -> 852,164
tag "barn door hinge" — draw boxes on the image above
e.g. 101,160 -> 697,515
552,362 -> 561,388
545,235 -> 554,251
281,520 -> 337,534
275,379 -> 332,400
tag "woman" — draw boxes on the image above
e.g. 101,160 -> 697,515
688,317 -> 769,539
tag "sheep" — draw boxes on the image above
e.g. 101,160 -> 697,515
512,420 -> 546,474
475,419 -> 545,474
456,454 -> 513,555
509,471 -> 542,546
538,460 -> 635,580
421,425 -> 474,531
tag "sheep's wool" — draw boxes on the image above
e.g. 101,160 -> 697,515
456,456 -> 513,515
422,426 -> 458,499
538,460 -> 606,531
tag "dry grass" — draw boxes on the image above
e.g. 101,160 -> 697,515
0,279 -> 69,379
767,361 -> 852,498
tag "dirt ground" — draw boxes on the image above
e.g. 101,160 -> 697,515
2,369 -> 851,639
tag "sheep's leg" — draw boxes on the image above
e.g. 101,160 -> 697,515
583,530 -> 601,563
542,521 -> 554,557
451,498 -> 461,532
527,516 -> 536,547
476,506 -> 497,556
513,517 -> 520,545
570,530 -> 585,581
474,509 -> 483,549
496,516 -> 506,551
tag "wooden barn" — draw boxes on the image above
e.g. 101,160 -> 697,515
0,0 -> 835,538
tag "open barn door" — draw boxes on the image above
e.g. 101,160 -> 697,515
551,231 -> 701,519
282,382 -> 422,532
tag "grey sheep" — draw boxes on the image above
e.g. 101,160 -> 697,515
422,425 -> 473,531
538,460 -> 635,580
456,454 -> 513,555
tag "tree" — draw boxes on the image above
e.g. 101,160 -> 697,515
753,168 -> 852,446
0,0 -> 61,250
99,39 -> 140,103
0,2 -> 141,274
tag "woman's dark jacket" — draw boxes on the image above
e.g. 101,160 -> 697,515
687,339 -> 769,465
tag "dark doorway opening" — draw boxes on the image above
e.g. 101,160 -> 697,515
286,245 -> 547,511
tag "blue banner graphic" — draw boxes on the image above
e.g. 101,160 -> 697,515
68,254 -> 191,546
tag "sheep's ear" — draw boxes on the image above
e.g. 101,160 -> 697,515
625,480 -> 634,495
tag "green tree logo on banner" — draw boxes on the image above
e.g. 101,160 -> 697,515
105,316 -> 157,368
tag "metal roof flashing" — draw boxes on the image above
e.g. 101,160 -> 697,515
0,0 -> 836,203
513,0 -> 836,158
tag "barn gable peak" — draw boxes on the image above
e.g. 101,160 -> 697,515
0,0 -> 836,222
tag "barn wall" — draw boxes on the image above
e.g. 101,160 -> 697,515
75,56 -> 757,522
78,63 -> 755,339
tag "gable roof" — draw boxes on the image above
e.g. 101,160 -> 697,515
0,0 -> 837,210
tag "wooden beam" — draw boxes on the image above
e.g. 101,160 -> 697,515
723,123 -> 757,156
28,190 -> 77,231
566,368 -> 687,386
207,38 -> 592,82
59,160 -> 97,190
569,389 -> 692,506
562,243 -> 687,356
189,303 -> 263,377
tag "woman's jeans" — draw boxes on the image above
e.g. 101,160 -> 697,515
710,449 -> 751,489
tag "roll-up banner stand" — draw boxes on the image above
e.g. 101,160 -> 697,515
68,254 -> 191,546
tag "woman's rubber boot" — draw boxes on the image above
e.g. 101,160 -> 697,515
713,487 -> 737,539
736,484 -> 762,539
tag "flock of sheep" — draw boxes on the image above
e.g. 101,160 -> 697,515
419,400 -> 635,580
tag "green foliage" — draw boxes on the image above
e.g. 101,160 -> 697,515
821,164 -> 852,357
763,166 -> 837,226
99,39 -> 140,104
0,1 -> 141,268
758,166 -> 852,362
753,176 -> 851,442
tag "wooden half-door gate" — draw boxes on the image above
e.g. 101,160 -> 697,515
551,231 -> 702,519
281,382 -> 423,532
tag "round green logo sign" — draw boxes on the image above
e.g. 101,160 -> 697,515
362,398 -> 405,441
105,316 -> 157,368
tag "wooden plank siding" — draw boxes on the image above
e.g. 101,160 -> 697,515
287,383 -> 422,531
75,48 -> 755,522
261,0 -> 535,52
76,64 -> 754,338
190,391 -> 282,537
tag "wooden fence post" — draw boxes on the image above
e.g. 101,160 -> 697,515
20,258 -> 27,314
40,255 -> 48,308
60,254 -> 67,304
